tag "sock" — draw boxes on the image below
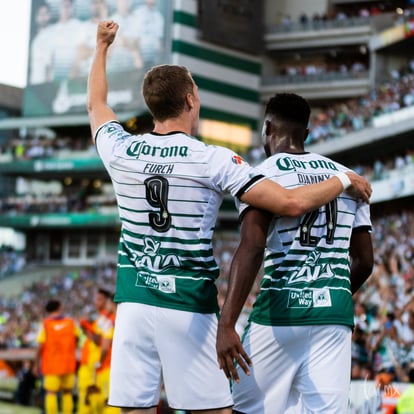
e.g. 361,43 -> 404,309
45,392 -> 58,414
62,392 -> 74,414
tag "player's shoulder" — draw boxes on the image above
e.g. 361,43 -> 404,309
187,139 -> 235,160
96,120 -> 126,136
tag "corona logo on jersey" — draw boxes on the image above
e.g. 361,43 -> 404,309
126,140 -> 189,159
275,156 -> 339,172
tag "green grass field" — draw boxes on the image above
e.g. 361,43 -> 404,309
0,401 -> 41,414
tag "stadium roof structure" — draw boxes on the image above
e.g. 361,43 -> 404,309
0,84 -> 22,111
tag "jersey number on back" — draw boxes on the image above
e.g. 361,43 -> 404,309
299,199 -> 337,246
145,176 -> 171,232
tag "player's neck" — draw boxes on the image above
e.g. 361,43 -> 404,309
153,118 -> 192,136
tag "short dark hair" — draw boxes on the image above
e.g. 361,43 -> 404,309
142,65 -> 195,122
97,288 -> 112,299
45,299 -> 61,313
265,93 -> 311,128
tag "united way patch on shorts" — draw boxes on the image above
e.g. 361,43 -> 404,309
287,288 -> 332,308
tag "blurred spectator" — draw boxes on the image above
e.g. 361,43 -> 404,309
47,0 -> 84,82
29,1 -> 53,84
70,0 -> 109,78
133,0 -> 165,71
15,360 -> 37,406
107,0 -> 143,72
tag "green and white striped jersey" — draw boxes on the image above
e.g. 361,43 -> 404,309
96,121 -> 264,314
241,152 -> 372,328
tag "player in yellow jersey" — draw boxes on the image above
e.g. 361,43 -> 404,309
34,299 -> 80,414
90,288 -> 120,414
77,317 -> 101,414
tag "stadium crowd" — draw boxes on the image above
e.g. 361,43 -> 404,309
305,60 -> 414,145
273,1 -> 414,33
0,246 -> 25,278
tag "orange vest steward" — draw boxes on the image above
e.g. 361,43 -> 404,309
41,316 -> 78,375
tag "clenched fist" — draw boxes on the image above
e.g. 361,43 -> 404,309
97,20 -> 119,47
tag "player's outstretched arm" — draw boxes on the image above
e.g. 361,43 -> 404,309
241,171 -> 371,217
217,209 -> 271,382
87,20 -> 119,140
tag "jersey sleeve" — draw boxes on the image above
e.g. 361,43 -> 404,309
94,314 -> 114,340
207,146 -> 265,198
95,121 -> 132,172
36,324 -> 46,344
353,201 -> 372,231
236,159 -> 268,219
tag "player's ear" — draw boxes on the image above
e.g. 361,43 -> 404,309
264,120 -> 272,136
185,93 -> 194,111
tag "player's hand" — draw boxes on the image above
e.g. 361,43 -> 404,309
345,172 -> 372,203
216,324 -> 251,383
97,20 -> 118,46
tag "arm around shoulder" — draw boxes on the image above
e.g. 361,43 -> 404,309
240,171 -> 371,217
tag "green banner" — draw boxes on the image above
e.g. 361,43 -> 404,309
0,158 -> 105,174
0,212 -> 120,229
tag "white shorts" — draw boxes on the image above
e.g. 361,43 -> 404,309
109,302 -> 233,411
233,323 -> 352,414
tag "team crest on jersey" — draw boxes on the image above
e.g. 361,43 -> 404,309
105,125 -> 123,138
231,155 -> 245,165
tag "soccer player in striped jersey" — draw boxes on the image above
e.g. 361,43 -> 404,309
87,21 -> 372,414
216,93 -> 374,414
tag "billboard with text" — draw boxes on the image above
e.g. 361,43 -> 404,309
24,0 -> 172,116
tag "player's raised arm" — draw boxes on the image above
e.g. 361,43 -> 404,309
87,20 -> 119,140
